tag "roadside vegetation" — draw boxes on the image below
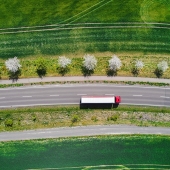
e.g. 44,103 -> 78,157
0,54 -> 170,80
0,105 -> 170,131
1,135 -> 170,169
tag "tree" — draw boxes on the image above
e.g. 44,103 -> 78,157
58,56 -> 71,76
58,56 -> 71,68
132,60 -> 144,76
35,57 -> 47,78
5,57 -> 21,80
82,54 -> 97,76
107,54 -> 122,76
154,61 -> 168,78
157,61 -> 168,72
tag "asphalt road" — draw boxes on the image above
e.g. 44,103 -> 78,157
0,84 -> 170,108
0,125 -> 170,141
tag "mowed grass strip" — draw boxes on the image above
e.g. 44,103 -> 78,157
0,135 -> 170,169
0,105 -> 170,132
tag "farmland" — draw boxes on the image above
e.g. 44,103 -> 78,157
1,135 -> 170,169
0,0 -> 169,58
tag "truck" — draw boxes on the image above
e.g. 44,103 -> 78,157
80,96 -> 121,105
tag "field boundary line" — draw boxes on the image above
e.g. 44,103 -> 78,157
0,22 -> 170,31
1,25 -> 170,35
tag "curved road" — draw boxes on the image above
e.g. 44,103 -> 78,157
0,84 -> 170,108
0,125 -> 170,142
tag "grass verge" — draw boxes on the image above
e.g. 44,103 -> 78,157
0,105 -> 170,132
0,80 -> 169,89
1,135 -> 170,169
1,54 -> 170,79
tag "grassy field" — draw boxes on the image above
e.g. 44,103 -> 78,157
1,135 -> 170,169
1,105 -> 170,132
0,0 -> 169,58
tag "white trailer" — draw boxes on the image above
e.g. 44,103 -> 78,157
81,96 -> 121,104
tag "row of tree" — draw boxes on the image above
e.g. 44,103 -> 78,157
2,54 -> 169,80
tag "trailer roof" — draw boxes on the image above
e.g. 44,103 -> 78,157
81,96 -> 115,103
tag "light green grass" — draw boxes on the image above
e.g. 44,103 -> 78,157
0,0 -> 169,58
1,135 -> 170,169
0,0 -> 169,28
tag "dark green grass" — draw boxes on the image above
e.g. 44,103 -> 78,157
0,135 -> 170,169
0,26 -> 170,58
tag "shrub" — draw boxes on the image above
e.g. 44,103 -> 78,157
35,57 -> 47,78
32,116 -> 36,122
157,61 -> 168,72
91,115 -> 98,122
82,54 -> 97,76
107,54 -> 122,76
71,114 -> 79,123
108,54 -> 122,71
58,56 -> 72,76
5,57 -> 21,73
107,114 -> 119,121
154,61 -> 168,78
5,57 -> 22,80
58,56 -> 71,68
5,119 -> 13,127
131,60 -> 144,77
83,54 -> 97,71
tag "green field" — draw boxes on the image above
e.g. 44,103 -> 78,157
1,135 -> 170,169
0,0 -> 169,58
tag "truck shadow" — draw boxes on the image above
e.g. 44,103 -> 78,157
80,103 -> 119,109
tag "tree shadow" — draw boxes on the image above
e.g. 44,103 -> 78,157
36,68 -> 47,78
58,67 -> 70,76
154,68 -> 163,78
131,67 -> 139,77
8,70 -> 21,82
81,66 -> 94,76
106,69 -> 117,76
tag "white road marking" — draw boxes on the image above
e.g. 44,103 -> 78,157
133,95 -> 142,96
50,95 -> 59,96
160,96 -> 170,98
77,94 -> 87,95
105,94 -> 114,95
22,96 -> 32,97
